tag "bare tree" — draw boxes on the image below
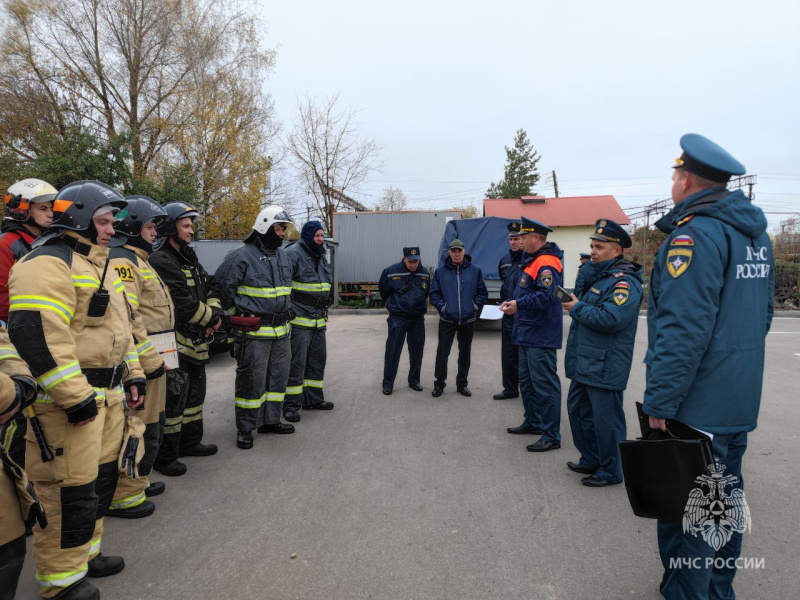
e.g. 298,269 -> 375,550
375,186 -> 408,211
285,93 -> 382,233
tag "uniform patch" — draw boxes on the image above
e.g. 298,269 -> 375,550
670,235 -> 694,247
422,282 -> 427,289
667,248 -> 692,278
590,287 -> 601,294
520,274 -> 528,287
614,281 -> 630,289
540,269 -> 553,287
113,265 -> 135,282
613,288 -> 629,305
392,276 -> 401,280
612,272 -> 624,278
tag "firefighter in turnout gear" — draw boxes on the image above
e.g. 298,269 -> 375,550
7,180 -> 146,600
1,179 -> 56,472
283,221 -> 334,422
0,325 -> 42,599
149,202 -> 221,476
215,206 -> 295,449
107,197 -> 174,517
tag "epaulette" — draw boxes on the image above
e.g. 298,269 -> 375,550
677,214 -> 695,227
22,238 -> 73,268
109,246 -> 139,266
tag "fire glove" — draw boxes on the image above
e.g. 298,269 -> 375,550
124,378 -> 147,410
118,414 -> 146,479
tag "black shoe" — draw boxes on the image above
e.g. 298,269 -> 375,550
457,386 -> 472,397
493,391 -> 519,400
237,431 -> 254,449
567,461 -> 598,475
303,401 -> 334,410
526,439 -> 561,452
145,481 -> 165,497
153,460 -> 187,477
87,553 -> 125,578
257,422 -> 295,434
179,443 -> 218,457
53,579 -> 100,600
431,386 -> 444,397
107,500 -> 155,519
383,387 -> 392,395
581,475 -> 622,487
506,425 -> 543,435
409,383 -> 423,392
284,410 -> 301,423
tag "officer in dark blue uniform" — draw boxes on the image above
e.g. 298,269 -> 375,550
493,222 -> 523,400
500,217 -> 564,452
561,220 -> 643,487
378,247 -> 430,395
644,134 -> 774,599
573,252 -> 591,297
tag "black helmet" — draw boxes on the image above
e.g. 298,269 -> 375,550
50,180 -> 127,232
157,202 -> 199,238
115,195 -> 168,237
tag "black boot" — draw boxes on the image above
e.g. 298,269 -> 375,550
257,422 -> 295,434
153,460 -> 187,477
237,431 -> 254,449
145,481 -> 165,497
107,500 -> 155,519
284,410 -> 301,423
179,442 -> 218,457
53,579 -> 100,600
87,553 -> 125,577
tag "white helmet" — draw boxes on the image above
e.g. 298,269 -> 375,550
252,205 -> 292,235
4,178 -> 58,222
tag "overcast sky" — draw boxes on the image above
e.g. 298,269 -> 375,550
258,0 -> 799,229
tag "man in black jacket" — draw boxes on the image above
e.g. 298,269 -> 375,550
150,203 -> 222,476
493,222 -> 523,400
378,247 -> 430,395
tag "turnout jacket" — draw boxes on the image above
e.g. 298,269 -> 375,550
286,241 -> 332,330
564,257 -> 643,390
0,326 -> 37,545
7,231 -> 144,424
110,245 -> 175,376
429,255 -> 487,325
379,261 -> 430,319
0,221 -> 36,321
643,188 -> 774,434
215,240 -> 293,339
512,242 -> 564,349
149,242 -> 221,364
498,249 -> 524,303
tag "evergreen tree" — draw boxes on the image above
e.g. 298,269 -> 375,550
485,129 -> 541,198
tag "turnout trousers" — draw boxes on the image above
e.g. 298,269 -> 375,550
157,357 -> 206,462
27,389 -> 124,598
1,411 -> 26,469
109,374 -> 166,513
284,327 -> 327,412
657,432 -> 747,600
500,314 -> 518,396
0,467 -> 26,600
382,315 -> 425,390
434,321 -> 474,389
518,346 -> 561,443
234,334 -> 290,431
566,380 -> 625,482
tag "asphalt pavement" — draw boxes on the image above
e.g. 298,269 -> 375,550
16,313 -> 800,599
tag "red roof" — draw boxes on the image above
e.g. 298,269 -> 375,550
483,196 -> 630,227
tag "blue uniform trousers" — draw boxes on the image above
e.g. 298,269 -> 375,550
566,380 -> 625,482
657,432 -> 748,600
500,314 -> 518,396
518,346 -> 561,443
382,315 -> 425,390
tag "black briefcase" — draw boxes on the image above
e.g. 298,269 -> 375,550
619,403 -> 714,521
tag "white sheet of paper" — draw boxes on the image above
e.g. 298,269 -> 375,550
150,331 -> 180,370
480,304 -> 505,320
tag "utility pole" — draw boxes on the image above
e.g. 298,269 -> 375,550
552,170 -> 559,198
729,175 -> 757,201
626,198 -> 672,276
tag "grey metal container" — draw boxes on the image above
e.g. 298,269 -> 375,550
333,210 -> 460,283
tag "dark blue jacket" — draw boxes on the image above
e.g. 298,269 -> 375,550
573,262 -> 588,296
379,261 -> 430,318
643,188 -> 775,434
512,242 -> 564,349
564,257 -> 643,390
498,249 -> 524,302
429,255 -> 488,325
